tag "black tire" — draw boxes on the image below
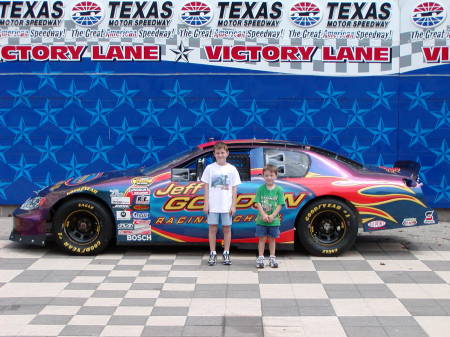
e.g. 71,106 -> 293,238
52,198 -> 113,255
296,198 -> 358,256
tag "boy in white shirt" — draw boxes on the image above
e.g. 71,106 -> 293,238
201,142 -> 241,265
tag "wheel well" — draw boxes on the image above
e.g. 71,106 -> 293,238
294,195 -> 359,231
48,193 -> 116,235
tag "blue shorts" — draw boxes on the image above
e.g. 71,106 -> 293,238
255,225 -> 280,238
207,212 -> 232,226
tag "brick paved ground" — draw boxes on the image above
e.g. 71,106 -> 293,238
0,218 -> 449,337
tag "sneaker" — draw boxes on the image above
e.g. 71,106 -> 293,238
269,256 -> 278,268
256,256 -> 265,269
208,252 -> 216,266
222,252 -> 232,265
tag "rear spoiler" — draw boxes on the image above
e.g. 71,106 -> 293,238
366,160 -> 421,186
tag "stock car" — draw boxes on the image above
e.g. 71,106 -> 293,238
11,139 -> 438,256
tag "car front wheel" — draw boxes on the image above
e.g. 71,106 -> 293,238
296,198 -> 358,256
52,198 -> 113,255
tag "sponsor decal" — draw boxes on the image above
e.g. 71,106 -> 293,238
63,240 -> 101,254
71,1 -> 104,27
66,186 -> 98,195
289,1 -> 322,28
135,195 -> 150,204
116,210 -> 131,220
130,187 -> 150,196
216,1 -> 282,27
49,180 -> 65,191
118,223 -> 134,230
402,218 -> 417,227
132,211 -> 150,220
133,219 -> 151,226
126,234 -> 152,241
367,220 -> 386,230
131,177 -> 153,185
133,204 -> 150,211
326,2 -> 392,28
411,1 -> 446,28
378,166 -> 401,174
118,230 -> 134,235
108,1 -> 173,26
0,0 -> 64,26
111,196 -> 131,205
110,189 -> 123,197
180,1 -> 213,27
65,173 -> 103,186
424,210 -> 435,224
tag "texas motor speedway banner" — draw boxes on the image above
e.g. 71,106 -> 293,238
0,0 -> 448,76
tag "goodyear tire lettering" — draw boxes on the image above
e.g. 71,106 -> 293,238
296,198 -> 358,257
53,198 -> 113,256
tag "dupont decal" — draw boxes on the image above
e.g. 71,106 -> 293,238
71,1 -> 104,27
326,2 -> 392,28
367,220 -> 386,230
117,223 -> 134,230
116,210 -> 131,221
135,195 -> 150,204
402,218 -> 417,227
411,1 -> 446,28
132,211 -> 150,220
180,1 -> 213,27
289,2 -> 322,28
424,211 -> 436,224
111,196 -> 131,205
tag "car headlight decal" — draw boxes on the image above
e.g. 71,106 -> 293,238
20,196 -> 46,210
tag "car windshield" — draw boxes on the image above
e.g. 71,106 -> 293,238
141,147 -> 200,174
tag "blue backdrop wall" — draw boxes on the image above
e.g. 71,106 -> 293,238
0,61 -> 449,207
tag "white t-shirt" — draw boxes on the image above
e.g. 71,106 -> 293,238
201,162 -> 241,213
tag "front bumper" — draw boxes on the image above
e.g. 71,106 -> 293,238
10,208 -> 50,246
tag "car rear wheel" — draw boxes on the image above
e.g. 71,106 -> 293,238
296,198 -> 358,256
52,198 -> 113,255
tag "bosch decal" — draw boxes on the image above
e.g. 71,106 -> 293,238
289,1 -> 322,28
216,1 -> 282,27
108,0 -> 173,26
116,210 -> 131,220
424,211 -> 435,224
411,1 -> 446,28
180,1 -> 213,27
0,0 -> 64,26
126,234 -> 151,241
326,2 -> 392,28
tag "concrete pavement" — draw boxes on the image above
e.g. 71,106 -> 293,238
0,217 -> 449,337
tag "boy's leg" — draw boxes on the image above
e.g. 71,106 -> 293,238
258,236 -> 266,257
209,225 -> 218,252
222,225 -> 231,252
268,237 -> 276,257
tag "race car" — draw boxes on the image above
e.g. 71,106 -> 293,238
10,139 -> 438,256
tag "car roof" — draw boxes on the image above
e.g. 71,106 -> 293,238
198,139 -> 363,169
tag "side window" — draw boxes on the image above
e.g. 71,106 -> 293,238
264,149 -> 310,178
172,150 -> 251,182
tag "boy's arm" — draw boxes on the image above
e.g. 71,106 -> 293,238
230,185 -> 237,215
203,183 -> 209,214
255,202 -> 269,222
